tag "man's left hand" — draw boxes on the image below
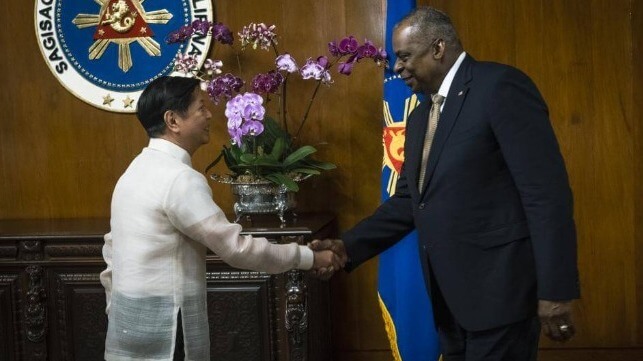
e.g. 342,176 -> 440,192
538,300 -> 576,342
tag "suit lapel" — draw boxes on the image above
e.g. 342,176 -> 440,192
419,55 -> 474,196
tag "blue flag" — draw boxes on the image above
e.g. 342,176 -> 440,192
378,1 -> 440,360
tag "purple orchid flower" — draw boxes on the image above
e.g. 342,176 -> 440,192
373,48 -> 388,65
328,41 -> 340,57
251,71 -> 284,94
357,40 -> 378,59
239,23 -> 277,50
338,36 -> 359,55
167,19 -> 387,154
241,120 -> 265,136
316,56 -> 330,69
242,101 -> 266,121
207,73 -> 244,104
166,25 -> 194,44
225,93 -> 267,145
191,19 -> 212,35
228,127 -> 244,146
300,59 -> 324,80
212,23 -> 234,45
300,58 -> 332,84
241,92 -> 264,108
276,53 -> 298,73
338,54 -> 360,75
338,61 -> 355,75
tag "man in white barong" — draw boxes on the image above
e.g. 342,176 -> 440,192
100,76 -> 342,361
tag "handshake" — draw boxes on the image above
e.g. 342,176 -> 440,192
308,239 -> 347,280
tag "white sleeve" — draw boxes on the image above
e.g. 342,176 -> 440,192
164,170 -> 314,273
99,232 -> 113,315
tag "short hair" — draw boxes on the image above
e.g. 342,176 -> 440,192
136,76 -> 201,137
397,7 -> 462,51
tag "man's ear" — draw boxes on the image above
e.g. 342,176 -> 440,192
164,110 -> 180,134
433,39 -> 446,60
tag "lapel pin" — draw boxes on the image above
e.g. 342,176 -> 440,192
458,90 -> 464,96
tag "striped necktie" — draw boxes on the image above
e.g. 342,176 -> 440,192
418,93 -> 445,189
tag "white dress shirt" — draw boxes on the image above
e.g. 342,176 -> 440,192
437,51 -> 467,110
101,138 -> 314,361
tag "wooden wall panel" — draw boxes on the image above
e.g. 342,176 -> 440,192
633,0 -> 643,349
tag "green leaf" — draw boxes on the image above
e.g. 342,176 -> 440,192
225,145 -> 243,165
289,168 -> 321,175
269,137 -> 286,160
302,159 -> 337,170
239,153 -> 257,164
264,116 -> 290,139
283,145 -> 317,166
264,173 -> 299,191
222,147 -> 239,169
250,157 -> 282,167
256,117 -> 291,153
211,117 -> 335,183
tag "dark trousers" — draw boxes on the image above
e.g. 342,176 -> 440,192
173,310 -> 185,361
438,313 -> 540,361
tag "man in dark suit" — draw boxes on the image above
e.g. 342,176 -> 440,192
311,6 -> 579,360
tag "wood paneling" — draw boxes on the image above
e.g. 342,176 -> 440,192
635,0 -> 643,350
2,0 -> 642,360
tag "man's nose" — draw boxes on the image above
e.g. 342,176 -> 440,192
393,59 -> 403,74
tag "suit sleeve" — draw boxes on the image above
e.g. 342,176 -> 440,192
342,159 -> 416,272
490,68 -> 580,300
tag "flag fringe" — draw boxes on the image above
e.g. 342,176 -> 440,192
378,292 -> 403,361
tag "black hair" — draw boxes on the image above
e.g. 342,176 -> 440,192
136,76 -> 201,137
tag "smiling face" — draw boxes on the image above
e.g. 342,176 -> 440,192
392,22 -> 446,95
171,89 -> 213,155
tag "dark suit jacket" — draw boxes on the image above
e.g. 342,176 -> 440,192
343,55 -> 580,331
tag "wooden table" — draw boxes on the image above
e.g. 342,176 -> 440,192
0,213 -> 336,361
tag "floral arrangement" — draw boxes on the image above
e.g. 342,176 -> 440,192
166,20 -> 386,191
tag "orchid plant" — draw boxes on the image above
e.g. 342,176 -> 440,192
167,20 -> 386,191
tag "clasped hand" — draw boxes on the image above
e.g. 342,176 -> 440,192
309,239 -> 347,280
538,299 -> 576,342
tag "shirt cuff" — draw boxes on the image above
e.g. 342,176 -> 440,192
297,245 -> 314,270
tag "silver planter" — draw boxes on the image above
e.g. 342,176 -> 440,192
212,175 -> 299,224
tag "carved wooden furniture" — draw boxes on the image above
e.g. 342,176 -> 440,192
0,214 -> 335,361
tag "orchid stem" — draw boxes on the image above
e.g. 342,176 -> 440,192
271,41 -> 280,58
252,136 -> 258,175
294,80 -> 322,139
281,75 -> 289,134
271,40 -> 288,134
233,47 -> 242,73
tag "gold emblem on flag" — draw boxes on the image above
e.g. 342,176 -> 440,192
382,93 -> 420,196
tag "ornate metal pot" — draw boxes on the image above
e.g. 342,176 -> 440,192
211,175 -> 298,224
